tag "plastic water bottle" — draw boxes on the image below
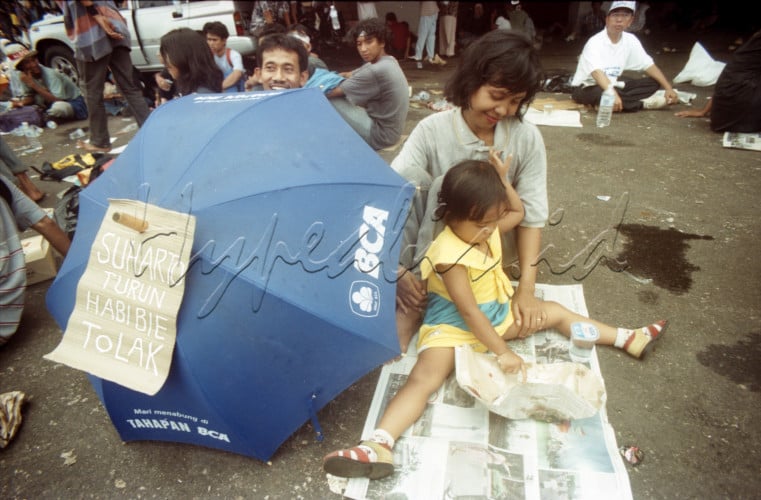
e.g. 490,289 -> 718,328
22,121 -> 43,153
329,4 -> 340,30
596,85 -> 615,128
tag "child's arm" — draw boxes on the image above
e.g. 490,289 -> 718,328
489,150 -> 525,233
439,263 -> 526,378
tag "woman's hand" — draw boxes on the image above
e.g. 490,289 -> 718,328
396,268 -> 427,314
511,286 -> 546,338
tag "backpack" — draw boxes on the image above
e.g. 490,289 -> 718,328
40,153 -> 114,182
225,48 -> 246,92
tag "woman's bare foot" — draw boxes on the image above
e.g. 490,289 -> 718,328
14,171 -> 45,202
77,140 -> 112,153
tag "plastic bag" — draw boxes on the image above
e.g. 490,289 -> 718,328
673,42 -> 726,87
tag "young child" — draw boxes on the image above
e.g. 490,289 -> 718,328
322,156 -> 668,480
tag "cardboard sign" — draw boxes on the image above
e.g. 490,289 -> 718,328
45,199 -> 196,395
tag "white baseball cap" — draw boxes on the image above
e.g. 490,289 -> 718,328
608,1 -> 636,13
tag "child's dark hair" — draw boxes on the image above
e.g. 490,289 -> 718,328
203,21 -> 229,40
350,18 -> 389,45
256,33 -> 308,74
444,30 -> 543,120
434,160 -> 509,223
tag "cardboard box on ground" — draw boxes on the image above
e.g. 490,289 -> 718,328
21,210 -> 62,285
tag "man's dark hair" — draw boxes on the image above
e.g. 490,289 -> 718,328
350,18 -> 389,45
202,21 -> 229,40
444,30 -> 543,120
256,33 -> 308,74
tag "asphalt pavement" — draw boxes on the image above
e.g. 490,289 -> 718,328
2,29 -> 761,499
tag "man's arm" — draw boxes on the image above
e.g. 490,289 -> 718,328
644,64 -> 678,103
31,216 -> 71,257
18,71 -> 59,105
222,69 -> 243,91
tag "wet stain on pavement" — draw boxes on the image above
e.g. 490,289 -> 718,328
577,133 -> 635,147
606,224 -> 713,294
637,289 -> 659,305
697,333 -> 761,392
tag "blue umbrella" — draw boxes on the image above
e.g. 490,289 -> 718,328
46,88 -> 414,461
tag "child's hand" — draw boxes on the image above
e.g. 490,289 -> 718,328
496,350 -> 527,381
489,149 -> 511,183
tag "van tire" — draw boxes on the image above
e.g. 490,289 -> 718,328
44,45 -> 79,86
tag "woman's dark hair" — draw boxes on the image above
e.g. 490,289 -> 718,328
444,30 -> 543,119
434,160 -> 509,223
160,28 -> 223,95
257,33 -> 309,75
350,18 -> 389,45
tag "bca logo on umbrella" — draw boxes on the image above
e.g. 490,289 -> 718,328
350,205 -> 389,317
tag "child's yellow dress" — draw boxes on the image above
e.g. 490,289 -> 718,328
417,226 -> 515,352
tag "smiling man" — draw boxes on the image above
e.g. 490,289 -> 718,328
570,1 -> 677,112
252,34 -> 309,91
327,18 -> 409,151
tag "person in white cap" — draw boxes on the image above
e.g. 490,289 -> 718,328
570,1 -> 678,112
4,43 -> 87,122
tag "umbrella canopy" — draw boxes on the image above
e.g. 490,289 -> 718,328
46,88 -> 414,461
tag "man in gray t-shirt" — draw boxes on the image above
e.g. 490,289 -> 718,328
328,18 -> 409,150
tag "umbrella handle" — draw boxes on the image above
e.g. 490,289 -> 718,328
309,393 -> 324,442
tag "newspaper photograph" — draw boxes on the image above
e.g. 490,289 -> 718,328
333,284 -> 633,500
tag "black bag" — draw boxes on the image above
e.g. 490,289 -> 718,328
53,185 -> 81,240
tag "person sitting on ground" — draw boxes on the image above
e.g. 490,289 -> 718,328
389,30 -> 548,354
286,23 -> 327,77
327,18 -> 409,151
674,29 -> 761,133
250,33 -> 309,91
0,136 -> 44,202
1,175 -> 71,346
322,157 -> 669,480
570,1 -> 678,112
243,23 -> 289,90
159,28 -> 223,96
4,43 -> 87,123
507,0 -> 537,45
203,21 -> 245,93
153,67 -> 175,106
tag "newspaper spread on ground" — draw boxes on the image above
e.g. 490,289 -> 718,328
333,283 -> 633,500
722,132 -> 761,151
